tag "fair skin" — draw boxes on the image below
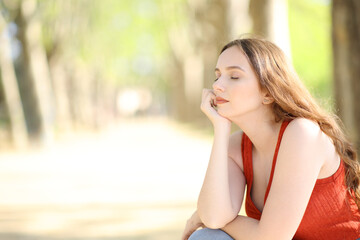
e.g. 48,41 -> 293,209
182,46 -> 340,240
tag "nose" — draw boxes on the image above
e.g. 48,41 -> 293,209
212,78 -> 225,92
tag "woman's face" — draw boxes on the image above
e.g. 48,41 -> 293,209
213,46 -> 265,120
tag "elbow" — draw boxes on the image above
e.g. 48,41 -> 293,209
202,218 -> 227,229
198,211 -> 235,229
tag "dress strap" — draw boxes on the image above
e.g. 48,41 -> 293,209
241,132 -> 253,187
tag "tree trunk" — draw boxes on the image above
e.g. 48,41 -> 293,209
0,13 -> 28,149
48,57 -> 72,133
228,0 -> 252,39
17,0 -> 54,145
249,0 -> 291,58
166,0 -> 230,125
332,0 -> 360,151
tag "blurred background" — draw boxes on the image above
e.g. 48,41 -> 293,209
0,0 -> 359,239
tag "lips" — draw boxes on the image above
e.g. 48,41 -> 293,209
215,96 -> 229,105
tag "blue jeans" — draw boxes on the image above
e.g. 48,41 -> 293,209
189,229 -> 360,240
189,228 -> 234,240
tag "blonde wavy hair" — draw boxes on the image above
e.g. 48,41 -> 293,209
221,37 -> 360,208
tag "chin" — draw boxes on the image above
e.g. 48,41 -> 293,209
218,108 -> 242,120
217,109 -> 229,118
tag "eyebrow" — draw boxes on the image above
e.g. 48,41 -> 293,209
215,66 -> 246,72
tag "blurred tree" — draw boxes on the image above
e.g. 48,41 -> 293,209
19,0 -> 54,144
39,0 -> 99,131
0,0 -> 106,146
332,0 -> 360,151
249,0 -> 291,57
14,0 -> 54,145
166,0 -> 291,126
228,0 -> 251,39
0,11 -> 28,148
40,0 -> 167,126
165,0 -> 230,125
0,0 -> 172,148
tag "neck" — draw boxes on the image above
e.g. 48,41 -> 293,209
230,108 -> 282,159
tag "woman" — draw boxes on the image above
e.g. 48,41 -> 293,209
182,37 -> 360,240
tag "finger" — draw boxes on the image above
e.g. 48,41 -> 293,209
208,91 -> 217,105
202,89 -> 214,97
182,225 -> 198,240
181,224 -> 191,240
209,91 -> 217,106
202,89 -> 212,101
210,98 -> 217,108
202,89 -> 216,105
182,230 -> 193,240
201,90 -> 213,108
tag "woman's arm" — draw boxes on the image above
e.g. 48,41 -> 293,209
182,210 -> 205,240
197,89 -> 246,229
222,119 -> 328,240
197,130 -> 246,229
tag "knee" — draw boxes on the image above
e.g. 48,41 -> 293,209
188,228 -> 233,240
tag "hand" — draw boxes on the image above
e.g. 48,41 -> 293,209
181,210 -> 205,240
200,89 -> 231,129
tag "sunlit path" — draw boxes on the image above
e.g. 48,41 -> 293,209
0,117 -> 212,239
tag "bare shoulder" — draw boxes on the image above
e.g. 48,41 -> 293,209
228,130 -> 244,171
286,118 -> 329,144
257,118 -> 338,238
282,118 -> 336,167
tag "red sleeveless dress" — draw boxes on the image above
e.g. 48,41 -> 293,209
241,120 -> 360,240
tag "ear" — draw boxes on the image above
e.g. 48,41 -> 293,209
262,93 -> 274,105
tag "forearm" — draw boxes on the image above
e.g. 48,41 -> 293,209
222,215 -> 261,240
197,126 -> 234,227
222,215 -> 292,240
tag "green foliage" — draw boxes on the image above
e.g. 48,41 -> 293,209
288,0 -> 333,111
40,0 -> 170,90
80,0 -> 170,89
34,0 -> 336,108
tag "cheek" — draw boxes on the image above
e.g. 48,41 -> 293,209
229,86 -> 262,109
230,86 -> 250,103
